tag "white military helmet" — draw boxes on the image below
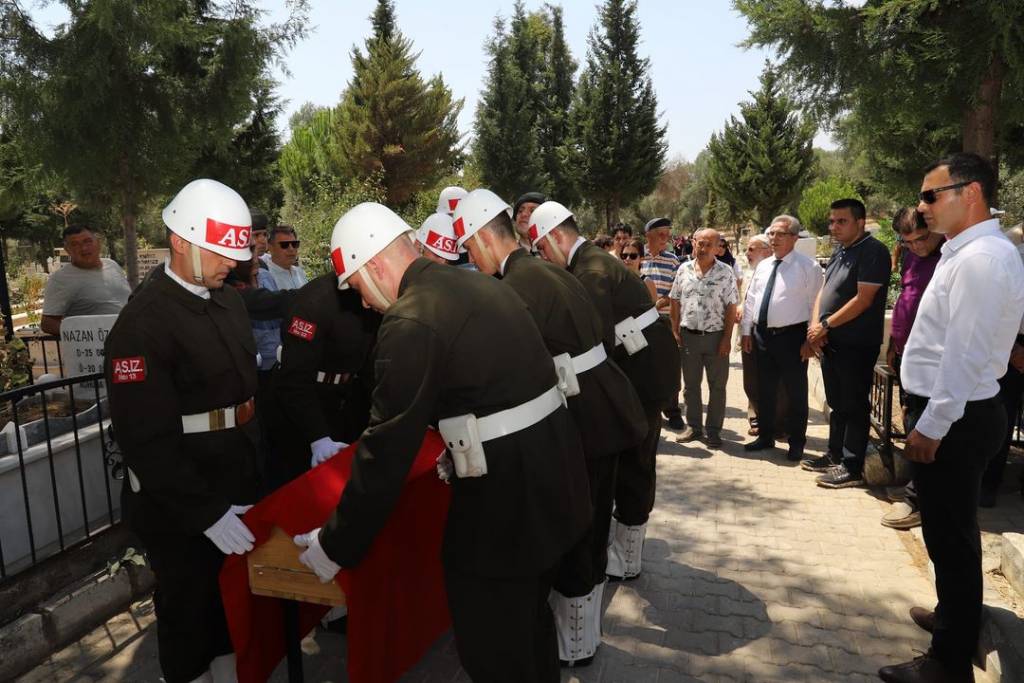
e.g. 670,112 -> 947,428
162,179 -> 253,261
437,186 -> 469,216
330,203 -> 415,289
527,200 -> 574,249
452,189 -> 511,249
416,213 -> 460,261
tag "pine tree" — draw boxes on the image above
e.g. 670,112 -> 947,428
705,63 -> 816,229
537,4 -> 578,204
571,0 -> 666,228
194,78 -> 284,216
473,6 -> 547,201
335,0 -> 463,207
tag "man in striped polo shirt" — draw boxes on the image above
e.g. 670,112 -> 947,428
641,217 -> 685,430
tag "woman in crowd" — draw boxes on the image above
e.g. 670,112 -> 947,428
621,237 -> 657,303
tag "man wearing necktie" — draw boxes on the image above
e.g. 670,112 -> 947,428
741,215 -> 824,461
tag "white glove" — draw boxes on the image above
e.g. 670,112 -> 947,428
204,505 -> 255,555
310,437 -> 348,468
435,452 -> 453,484
293,528 -> 342,583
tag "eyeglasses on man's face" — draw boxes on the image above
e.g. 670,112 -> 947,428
275,240 -> 301,250
918,181 -> 971,205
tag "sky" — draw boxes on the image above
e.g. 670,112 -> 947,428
27,0 -> 835,161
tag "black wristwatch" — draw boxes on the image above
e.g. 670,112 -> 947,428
820,317 -> 831,330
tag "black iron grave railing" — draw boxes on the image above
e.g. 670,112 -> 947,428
0,373 -> 122,582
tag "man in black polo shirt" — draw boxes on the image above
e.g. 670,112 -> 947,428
802,198 -> 891,488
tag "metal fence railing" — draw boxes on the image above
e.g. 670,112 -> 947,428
18,332 -> 65,380
0,373 -> 122,582
869,364 -> 904,474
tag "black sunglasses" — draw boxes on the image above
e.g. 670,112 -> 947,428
919,181 -> 971,205
276,240 -> 301,249
621,252 -> 640,260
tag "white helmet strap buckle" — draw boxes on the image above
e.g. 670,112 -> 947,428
190,242 -> 205,285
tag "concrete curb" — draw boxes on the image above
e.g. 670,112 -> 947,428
0,563 -> 154,681
1001,533 -> 1024,602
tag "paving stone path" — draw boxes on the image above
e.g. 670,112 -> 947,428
23,353 -> 1020,682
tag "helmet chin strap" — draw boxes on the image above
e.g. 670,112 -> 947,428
359,265 -> 393,310
190,243 -> 206,285
470,234 -> 499,274
545,234 -> 567,266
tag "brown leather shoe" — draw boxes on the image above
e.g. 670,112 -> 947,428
878,654 -> 973,683
910,606 -> 936,633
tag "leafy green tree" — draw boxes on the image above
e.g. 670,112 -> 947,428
279,108 -> 347,203
798,177 -> 863,237
0,0 -> 308,284
280,173 -> 386,279
706,63 -> 816,229
571,0 -> 666,228
335,0 -> 463,206
735,0 -> 1024,191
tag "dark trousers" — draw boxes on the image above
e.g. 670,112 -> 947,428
981,363 -> 1024,496
821,343 -> 879,474
741,347 -> 788,431
141,532 -> 233,683
907,394 -> 1004,671
613,403 -> 661,526
554,455 -> 617,597
445,565 -> 560,683
753,324 -> 808,446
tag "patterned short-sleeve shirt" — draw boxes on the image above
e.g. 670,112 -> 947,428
668,259 -> 738,332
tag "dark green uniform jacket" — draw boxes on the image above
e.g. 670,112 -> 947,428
500,248 -> 646,458
273,274 -> 380,446
105,265 -> 262,537
321,258 -> 591,578
569,240 -> 681,408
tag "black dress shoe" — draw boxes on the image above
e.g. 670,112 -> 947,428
878,653 -> 973,683
743,438 -> 775,452
910,606 -> 935,633
666,415 -> 685,430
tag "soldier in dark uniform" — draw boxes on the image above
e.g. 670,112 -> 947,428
529,201 -> 681,581
270,273 -> 380,485
291,202 -> 591,683
454,189 -> 647,666
105,179 -> 261,683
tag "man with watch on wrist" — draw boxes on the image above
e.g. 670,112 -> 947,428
802,198 -> 891,489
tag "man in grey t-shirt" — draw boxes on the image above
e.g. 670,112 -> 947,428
41,225 -> 132,335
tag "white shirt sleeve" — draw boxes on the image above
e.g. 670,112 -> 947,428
805,258 -> 824,323
740,261 -> 764,335
915,254 -> 1013,439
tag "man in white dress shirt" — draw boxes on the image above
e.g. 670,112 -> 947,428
261,225 -> 308,290
740,215 -> 823,462
879,153 -> 1024,683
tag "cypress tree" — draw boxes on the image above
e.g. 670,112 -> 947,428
473,5 -> 547,200
571,0 -> 666,228
706,63 -> 816,229
537,4 -> 578,205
